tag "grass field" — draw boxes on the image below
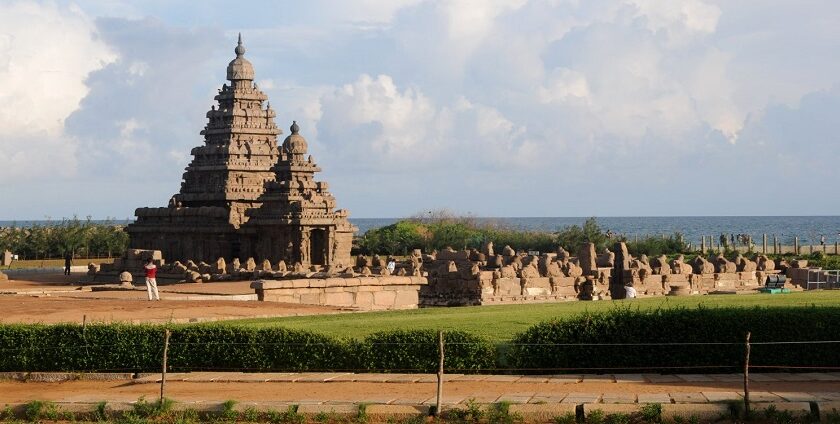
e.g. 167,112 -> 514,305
227,290 -> 840,341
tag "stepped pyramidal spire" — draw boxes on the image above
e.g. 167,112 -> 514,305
127,34 -> 356,268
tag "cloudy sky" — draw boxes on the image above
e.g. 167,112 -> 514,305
1,0 -> 838,219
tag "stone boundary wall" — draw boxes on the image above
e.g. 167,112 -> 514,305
417,242 -> 813,306
251,276 -> 427,311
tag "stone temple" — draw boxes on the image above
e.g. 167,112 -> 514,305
127,35 -> 356,267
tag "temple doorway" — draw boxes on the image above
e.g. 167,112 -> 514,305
310,229 -> 327,265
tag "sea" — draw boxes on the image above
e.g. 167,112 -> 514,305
2,216 -> 839,245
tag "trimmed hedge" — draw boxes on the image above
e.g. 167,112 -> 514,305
508,306 -> 840,372
3,307 -> 840,373
355,330 -> 495,373
0,324 -> 349,372
0,325 -> 495,373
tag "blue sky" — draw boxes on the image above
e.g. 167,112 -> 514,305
0,0 -> 838,219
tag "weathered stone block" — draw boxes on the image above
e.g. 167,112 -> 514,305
374,290 -> 397,306
299,293 -> 322,305
355,291 -> 374,306
324,291 -> 354,306
394,289 -> 419,306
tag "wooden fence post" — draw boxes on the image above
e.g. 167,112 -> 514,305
161,329 -> 171,403
744,332 -> 751,417
435,330 -> 445,417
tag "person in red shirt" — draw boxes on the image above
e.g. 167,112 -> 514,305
144,258 -> 160,301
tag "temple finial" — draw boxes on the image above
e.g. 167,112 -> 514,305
235,33 -> 245,57
291,121 -> 299,134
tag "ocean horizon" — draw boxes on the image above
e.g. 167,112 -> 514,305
2,216 -> 839,245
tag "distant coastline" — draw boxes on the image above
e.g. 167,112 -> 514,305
2,216 -> 839,245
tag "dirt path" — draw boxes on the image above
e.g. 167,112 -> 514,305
0,296 -> 343,324
0,272 -> 349,324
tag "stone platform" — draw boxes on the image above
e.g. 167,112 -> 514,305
251,276 -> 428,310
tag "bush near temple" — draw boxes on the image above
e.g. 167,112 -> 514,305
353,330 -> 495,373
0,325 -> 493,373
355,216 -> 596,256
508,306 -> 840,372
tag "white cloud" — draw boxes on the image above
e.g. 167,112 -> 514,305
4,0 -> 840,218
628,0 -> 721,40
0,2 -> 115,179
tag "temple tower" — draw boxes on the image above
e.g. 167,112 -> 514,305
244,121 -> 356,267
177,33 -> 280,226
127,35 -> 356,267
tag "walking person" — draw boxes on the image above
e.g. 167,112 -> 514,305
63,253 -> 72,276
144,258 -> 160,301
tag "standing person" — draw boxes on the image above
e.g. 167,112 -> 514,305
821,235 -> 826,246
144,258 -> 160,301
64,253 -> 72,276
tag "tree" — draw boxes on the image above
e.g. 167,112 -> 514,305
555,217 -> 610,253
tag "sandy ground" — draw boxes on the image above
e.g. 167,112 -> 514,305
0,272 -> 344,324
1,379 -> 838,404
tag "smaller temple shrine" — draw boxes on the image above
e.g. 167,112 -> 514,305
127,35 -> 356,267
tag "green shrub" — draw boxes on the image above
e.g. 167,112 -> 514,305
625,234 -> 689,256
487,401 -> 522,424
586,409 -> 605,424
355,330 -> 496,373
0,324 -> 352,372
242,405 -> 260,422
444,399 -> 484,423
94,401 -> 108,421
132,396 -> 174,418
555,218 -> 610,254
356,217 -> 558,255
640,403 -> 662,423
508,307 -> 840,372
554,412 -> 576,424
221,399 -> 238,421
24,400 -> 52,422
267,405 -> 304,424
605,413 -> 630,424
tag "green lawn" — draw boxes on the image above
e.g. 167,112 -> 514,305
227,290 -> 840,341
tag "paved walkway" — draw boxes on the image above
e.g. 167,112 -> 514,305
3,372 -> 840,406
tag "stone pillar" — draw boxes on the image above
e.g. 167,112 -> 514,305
701,236 -> 706,253
773,235 -> 778,254
763,234 -> 767,254
578,243 -> 597,276
611,242 -> 630,299
794,237 -> 799,255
